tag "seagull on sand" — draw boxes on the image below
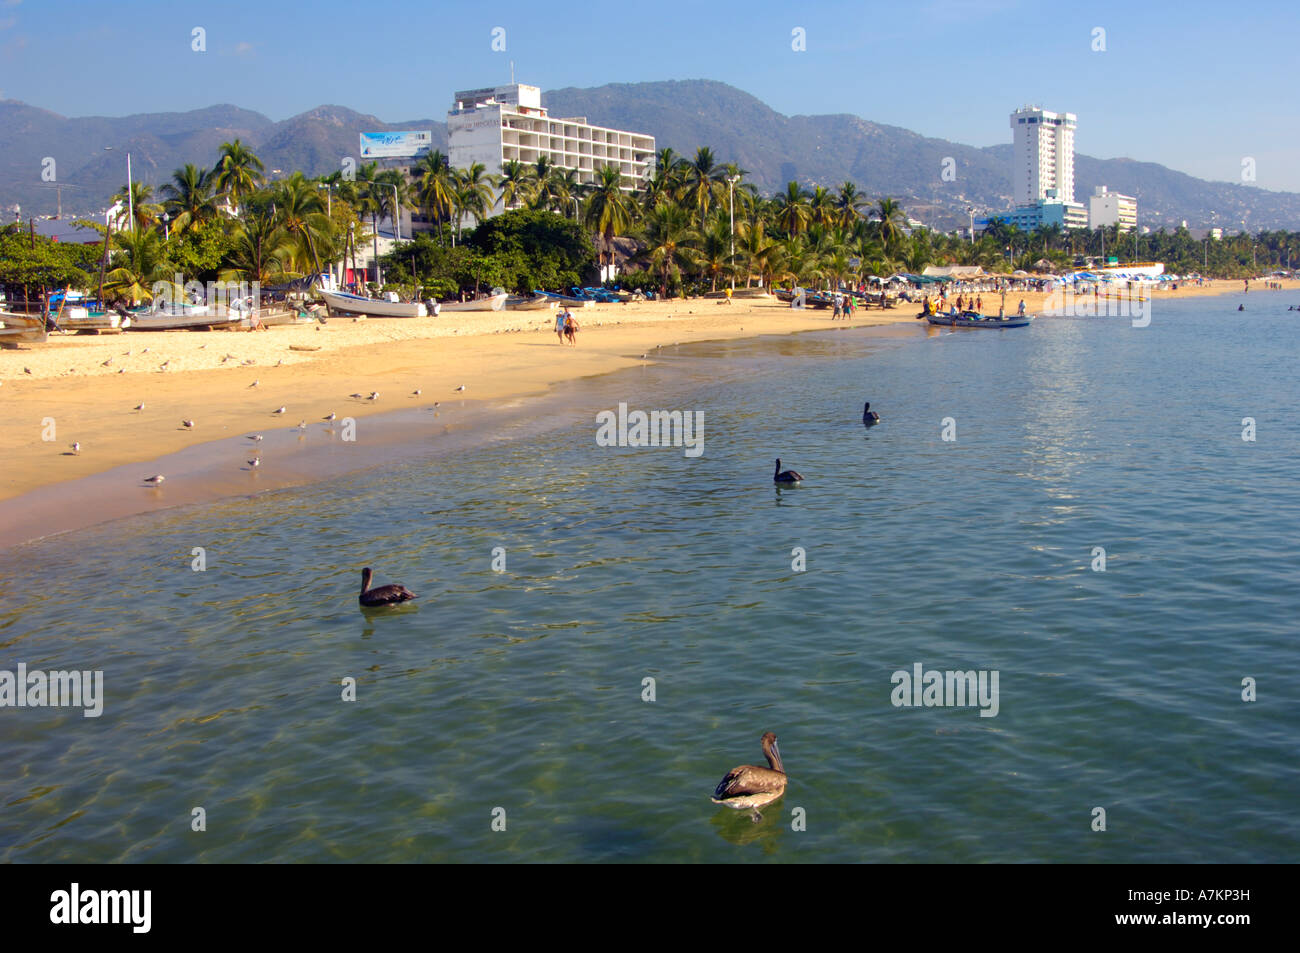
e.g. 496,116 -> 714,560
249,379 -> 260,388
367,391 -> 379,401
455,385 -> 466,392
248,456 -> 261,469
323,412 -> 336,423
273,406 -> 286,415
101,357 -> 113,367
24,367 -> 33,375
133,402 -> 145,412
182,419 -> 196,429
295,420 -> 306,431
143,474 -> 166,485
412,388 -> 422,396
247,434 -> 263,442
70,442 -> 81,455
349,392 -> 364,399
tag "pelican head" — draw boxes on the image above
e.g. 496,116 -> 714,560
760,731 -> 784,773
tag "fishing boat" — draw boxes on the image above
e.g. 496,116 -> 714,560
926,310 -> 1033,329
774,288 -> 836,309
0,312 -> 49,345
57,306 -> 123,332
125,310 -> 244,331
440,292 -> 508,312
506,295 -> 557,311
320,290 -> 429,318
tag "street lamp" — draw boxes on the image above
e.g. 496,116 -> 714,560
728,174 -> 741,290
966,205 -> 975,244
104,146 -> 132,231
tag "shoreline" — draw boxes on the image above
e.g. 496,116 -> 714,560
0,281 -> 1286,548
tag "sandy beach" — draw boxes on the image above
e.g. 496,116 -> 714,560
0,279 -> 1289,546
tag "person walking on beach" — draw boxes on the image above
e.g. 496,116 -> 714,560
556,308 -> 568,343
564,310 -> 579,346
832,296 -> 842,320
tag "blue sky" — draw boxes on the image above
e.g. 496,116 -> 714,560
3,0 -> 1298,191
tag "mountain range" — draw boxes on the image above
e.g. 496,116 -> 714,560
3,79 -> 1297,232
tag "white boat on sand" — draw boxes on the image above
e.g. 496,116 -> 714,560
506,295 -> 557,311
440,292 -> 509,312
321,290 -> 430,318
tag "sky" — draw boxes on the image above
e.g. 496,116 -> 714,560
2,0 -> 1298,191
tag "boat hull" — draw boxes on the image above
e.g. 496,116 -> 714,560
506,296 -> 558,311
926,312 -> 1033,329
321,290 -> 427,318
440,292 -> 509,312
124,313 -> 244,331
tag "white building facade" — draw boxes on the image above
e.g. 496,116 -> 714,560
1010,106 -> 1077,206
1087,186 -> 1137,232
447,83 -> 655,217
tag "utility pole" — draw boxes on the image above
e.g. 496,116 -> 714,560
728,174 -> 740,290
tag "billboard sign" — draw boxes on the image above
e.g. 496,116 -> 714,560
359,131 -> 432,159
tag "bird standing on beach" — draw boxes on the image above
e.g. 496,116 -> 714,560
182,419 -> 195,429
248,456 -> 260,469
412,388 -> 421,396
358,567 -> 416,608
711,731 -> 788,823
273,406 -> 286,415
367,391 -> 379,401
249,379 -> 259,388
455,385 -> 466,392
773,459 -> 804,484
70,442 -> 81,455
296,420 -> 306,431
142,474 -> 165,485
101,358 -> 113,367
247,434 -> 263,442
133,402 -> 145,412
349,392 -> 364,399
323,412 -> 336,423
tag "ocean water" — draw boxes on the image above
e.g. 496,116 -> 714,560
2,293 -> 1297,863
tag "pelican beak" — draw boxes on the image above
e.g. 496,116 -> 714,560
770,741 -> 784,773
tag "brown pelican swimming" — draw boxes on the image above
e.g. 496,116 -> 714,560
359,568 -> 416,608
773,459 -> 804,484
862,402 -> 881,426
712,731 -> 788,822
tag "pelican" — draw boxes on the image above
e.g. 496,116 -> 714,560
711,731 -> 788,822
773,458 -> 804,484
862,402 -> 881,426
359,567 -> 416,608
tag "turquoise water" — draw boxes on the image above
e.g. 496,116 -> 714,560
2,294 -> 1297,863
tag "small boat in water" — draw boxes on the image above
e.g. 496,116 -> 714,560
926,310 -> 1033,329
321,290 -> 429,318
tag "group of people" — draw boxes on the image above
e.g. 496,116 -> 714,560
831,294 -> 857,320
554,307 -> 580,346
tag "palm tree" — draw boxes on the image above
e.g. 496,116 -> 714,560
270,172 -> 329,279
414,151 -> 455,241
584,165 -> 636,281
160,164 -> 217,235
220,208 -> 294,285
636,204 -> 700,298
452,162 -> 498,239
835,182 -> 868,228
698,220 -> 732,292
529,156 -> 558,211
872,198 -> 906,253
104,229 -> 170,304
211,139 -> 266,210
114,182 -> 162,232
773,181 -> 811,236
682,146 -> 725,225
548,168 -> 584,217
497,159 -> 537,212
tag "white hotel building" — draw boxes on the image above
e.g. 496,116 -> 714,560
1087,186 -> 1138,232
1007,106 -> 1086,231
447,83 -> 656,217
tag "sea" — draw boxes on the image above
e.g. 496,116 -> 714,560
2,291 -> 1297,863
